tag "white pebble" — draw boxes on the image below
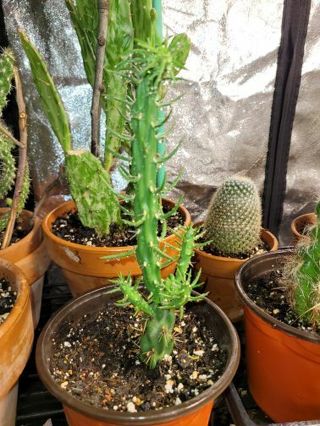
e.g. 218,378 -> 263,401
64,341 -> 72,348
127,402 -> 137,413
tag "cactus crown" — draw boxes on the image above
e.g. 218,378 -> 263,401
114,34 -> 206,369
287,201 -> 320,326
204,176 -> 262,256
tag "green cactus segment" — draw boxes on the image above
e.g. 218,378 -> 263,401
140,308 -> 175,369
0,137 -> 15,199
131,0 -> 156,44
65,150 -> 121,235
65,0 -> 98,87
104,0 -> 133,171
0,49 -> 14,115
17,162 -> 30,215
19,31 -> 72,153
293,202 -> 320,325
131,78 -> 162,301
204,176 -> 261,256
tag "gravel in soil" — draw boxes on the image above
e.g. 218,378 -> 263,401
0,278 -> 16,325
0,217 -> 30,246
51,205 -> 184,247
246,269 -> 320,335
50,304 -> 227,413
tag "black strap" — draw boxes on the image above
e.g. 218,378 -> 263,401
262,0 -> 311,236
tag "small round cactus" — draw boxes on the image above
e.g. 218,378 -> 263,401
204,176 -> 262,256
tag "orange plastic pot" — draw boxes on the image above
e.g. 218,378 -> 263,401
0,209 -> 51,327
36,286 -> 240,426
291,212 -> 316,241
194,228 -> 278,322
0,259 -> 34,424
42,199 -> 191,297
235,249 -> 320,422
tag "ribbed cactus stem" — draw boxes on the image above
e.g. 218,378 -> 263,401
293,202 -> 320,325
204,176 -> 261,256
0,49 -> 14,115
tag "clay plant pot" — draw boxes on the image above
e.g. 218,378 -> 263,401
42,199 -> 191,297
235,249 -> 320,422
291,212 -> 316,241
0,258 -> 34,426
36,286 -> 240,426
0,209 -> 51,327
194,228 -> 278,322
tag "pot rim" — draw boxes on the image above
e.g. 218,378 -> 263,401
235,247 -> 320,344
36,286 -> 240,424
0,258 -> 29,340
291,212 -> 316,239
194,226 -> 278,264
42,199 -> 191,253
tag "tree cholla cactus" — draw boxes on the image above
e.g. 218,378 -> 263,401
204,176 -> 261,256
290,201 -> 320,326
115,34 -> 206,368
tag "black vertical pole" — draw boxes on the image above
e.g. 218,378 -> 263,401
263,0 -> 311,236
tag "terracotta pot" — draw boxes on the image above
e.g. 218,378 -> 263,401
42,199 -> 191,297
0,259 -> 34,425
0,209 -> 51,327
36,286 -> 240,426
194,228 -> 278,322
291,212 -> 317,241
235,249 -> 320,422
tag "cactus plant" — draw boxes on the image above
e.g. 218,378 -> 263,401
19,31 -> 121,236
204,176 -> 262,256
287,201 -> 320,326
114,35 -> 207,368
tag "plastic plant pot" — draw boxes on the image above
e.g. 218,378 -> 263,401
36,286 -> 240,426
235,249 -> 320,422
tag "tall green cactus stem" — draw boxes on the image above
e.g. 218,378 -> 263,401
20,31 -> 122,235
65,151 -> 120,235
204,176 -> 261,256
0,49 -> 14,114
291,202 -> 320,325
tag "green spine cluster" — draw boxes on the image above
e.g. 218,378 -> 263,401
115,35 -> 206,368
19,31 -> 121,235
291,202 -> 320,325
0,49 -> 14,114
204,176 -> 261,256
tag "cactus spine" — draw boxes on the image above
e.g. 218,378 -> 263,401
204,176 -> 262,256
116,35 -> 206,369
289,202 -> 320,325
19,31 -> 121,235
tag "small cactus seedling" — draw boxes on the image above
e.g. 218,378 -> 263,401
204,176 -> 262,256
287,201 -> 320,326
0,49 -> 30,241
115,34 -> 206,369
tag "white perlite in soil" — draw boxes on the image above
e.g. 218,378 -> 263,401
0,279 -> 16,325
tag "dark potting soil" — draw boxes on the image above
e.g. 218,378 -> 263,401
246,269 -> 320,335
0,217 -> 30,246
51,205 -> 184,247
0,278 -> 16,325
50,304 -> 227,413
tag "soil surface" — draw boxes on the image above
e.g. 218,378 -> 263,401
0,278 -> 16,325
51,205 -> 184,247
0,217 -> 30,246
50,304 -> 227,413
246,269 -> 320,335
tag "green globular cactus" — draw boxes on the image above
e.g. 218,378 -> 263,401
115,36 -> 205,369
204,176 -> 262,256
0,49 -> 14,114
19,31 -> 122,235
290,202 -> 320,326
